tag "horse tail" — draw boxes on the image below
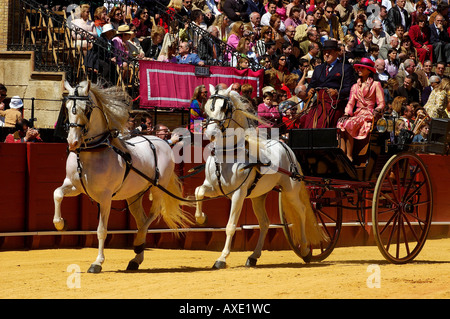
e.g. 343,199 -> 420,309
281,180 -> 329,247
149,170 -> 193,231
298,181 -> 329,245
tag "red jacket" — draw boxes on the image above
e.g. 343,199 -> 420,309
408,24 -> 430,48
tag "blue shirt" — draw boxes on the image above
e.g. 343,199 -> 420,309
176,53 -> 203,65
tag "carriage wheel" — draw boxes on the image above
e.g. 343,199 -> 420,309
372,153 -> 433,264
279,188 -> 343,262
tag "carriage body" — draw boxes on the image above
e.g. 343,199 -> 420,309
281,118 -> 449,263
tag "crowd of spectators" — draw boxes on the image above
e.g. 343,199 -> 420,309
17,0 -> 450,147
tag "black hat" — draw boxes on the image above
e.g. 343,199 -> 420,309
322,39 -> 339,51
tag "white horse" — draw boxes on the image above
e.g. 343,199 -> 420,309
195,85 -> 328,269
53,81 -> 190,273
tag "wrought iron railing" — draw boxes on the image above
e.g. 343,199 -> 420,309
7,0 -> 262,107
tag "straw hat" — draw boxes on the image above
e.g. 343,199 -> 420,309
9,96 -> 23,109
117,24 -> 134,34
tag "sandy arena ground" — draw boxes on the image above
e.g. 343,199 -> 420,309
0,238 -> 449,299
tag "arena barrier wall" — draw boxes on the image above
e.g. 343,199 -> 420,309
0,143 -> 449,251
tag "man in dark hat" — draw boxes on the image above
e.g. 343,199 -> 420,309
300,39 -> 356,128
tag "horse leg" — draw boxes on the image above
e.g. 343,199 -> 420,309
246,194 -> 270,267
212,193 -> 246,269
194,182 -> 215,225
53,178 -> 81,231
88,197 -> 112,273
126,193 -> 157,271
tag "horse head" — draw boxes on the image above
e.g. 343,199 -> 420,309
203,84 -> 250,143
64,80 -> 93,151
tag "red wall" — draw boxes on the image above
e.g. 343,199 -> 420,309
0,143 -> 448,250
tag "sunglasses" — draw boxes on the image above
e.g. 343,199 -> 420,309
0,94 -> 6,97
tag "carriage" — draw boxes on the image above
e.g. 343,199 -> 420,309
280,115 -> 449,264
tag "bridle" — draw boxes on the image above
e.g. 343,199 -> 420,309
204,92 -> 247,133
64,85 -> 115,148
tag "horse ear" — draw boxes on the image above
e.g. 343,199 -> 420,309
209,84 -> 215,95
226,84 -> 233,95
79,80 -> 91,96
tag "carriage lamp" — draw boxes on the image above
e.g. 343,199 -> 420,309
376,116 -> 395,133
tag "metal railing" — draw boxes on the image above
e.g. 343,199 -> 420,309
7,0 -> 262,108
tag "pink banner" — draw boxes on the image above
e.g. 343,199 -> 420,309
139,60 -> 264,109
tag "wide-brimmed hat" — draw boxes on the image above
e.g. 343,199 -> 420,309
322,39 -> 339,51
354,57 -> 376,73
10,96 -> 23,109
117,24 -> 134,34
101,23 -> 115,34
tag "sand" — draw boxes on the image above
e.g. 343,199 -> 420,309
0,238 -> 448,299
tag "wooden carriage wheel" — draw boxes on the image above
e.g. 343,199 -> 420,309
372,152 -> 433,264
279,188 -> 343,262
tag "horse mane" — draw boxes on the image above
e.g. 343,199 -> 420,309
88,82 -> 132,133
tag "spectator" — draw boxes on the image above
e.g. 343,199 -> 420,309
198,26 -> 223,65
269,13 -> 286,41
0,83 -> 7,126
191,9 -> 207,31
257,91 -> 280,128
299,29 -> 320,56
379,36 -> 399,60
268,54 -> 290,85
255,26 -> 273,57
386,0 -> 410,35
284,6 -> 302,29
146,25 -> 165,59
395,74 -> 420,103
408,14 -> 432,65
353,30 -> 373,58
412,120 -> 429,142
421,60 -> 436,86
108,6 -> 125,30
85,23 -> 117,84
385,48 -> 400,78
371,20 -> 390,49
222,0 -> 250,23
294,13 -> 315,43
176,41 -> 205,65
157,34 -> 178,63
368,44 -> 380,62
343,34 -> 356,62
249,12 -> 262,40
261,0 -> 278,27
335,0 -> 355,35
71,4 -> 95,48
4,119 -> 42,143
180,0 -> 194,19
154,123 -> 180,145
424,78 -> 450,118
301,42 -> 320,65
279,25 -> 301,59
241,83 -> 257,111
398,36 -> 417,64
375,58 -> 390,83
163,0 -> 184,34
265,0 -> 287,21
189,85 -> 207,133
410,1 -> 426,26
429,14 -> 450,65
126,24 -> 147,59
429,3 -> 449,27
132,7 -> 153,40
212,14 -> 231,42
377,5 -> 389,33
421,75 -> 441,106
0,96 -> 22,127
112,24 -> 133,67
317,1 -> 344,41
435,62 -> 449,80
396,58 -> 422,92
227,21 -> 245,49
391,96 -> 408,117
247,0 -> 266,17
286,0 -> 304,20
352,18 -> 366,45
93,6 -> 108,37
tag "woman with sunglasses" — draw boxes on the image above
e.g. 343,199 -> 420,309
108,6 -> 125,30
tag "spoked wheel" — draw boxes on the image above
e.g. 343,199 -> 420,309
279,188 -> 343,262
372,153 -> 433,264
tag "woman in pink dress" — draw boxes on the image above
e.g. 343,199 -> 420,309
337,58 -> 385,162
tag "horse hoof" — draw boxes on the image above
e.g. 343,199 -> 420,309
53,218 -> 67,231
245,257 -> 257,267
196,213 -> 208,226
126,260 -> 140,271
301,248 -> 313,264
212,261 -> 226,269
87,264 -> 102,273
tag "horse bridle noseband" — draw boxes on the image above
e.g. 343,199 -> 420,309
64,85 -> 94,135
